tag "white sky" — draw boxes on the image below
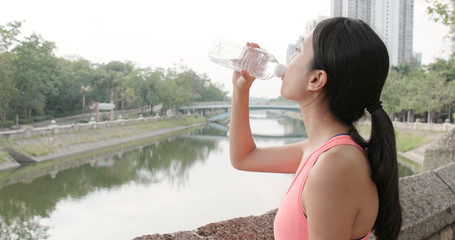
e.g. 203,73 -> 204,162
0,0 -> 451,99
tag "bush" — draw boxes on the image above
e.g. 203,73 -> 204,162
75,119 -> 90,124
0,121 -> 15,128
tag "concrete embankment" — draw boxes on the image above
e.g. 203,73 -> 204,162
0,115 -> 207,172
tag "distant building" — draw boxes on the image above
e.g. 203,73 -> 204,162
286,16 -> 328,65
305,16 -> 330,34
413,52 -> 422,65
332,0 -> 344,17
286,36 -> 304,66
331,0 -> 414,66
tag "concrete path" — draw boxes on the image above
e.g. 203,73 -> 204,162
0,161 -> 20,171
397,142 -> 435,165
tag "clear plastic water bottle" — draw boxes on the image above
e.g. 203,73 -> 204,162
208,37 -> 287,80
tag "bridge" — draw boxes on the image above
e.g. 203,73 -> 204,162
178,102 -> 301,122
180,122 -> 307,140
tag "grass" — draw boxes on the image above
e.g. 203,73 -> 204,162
398,155 -> 422,172
0,151 -> 13,163
0,115 -> 206,158
355,122 -> 445,152
396,132 -> 425,152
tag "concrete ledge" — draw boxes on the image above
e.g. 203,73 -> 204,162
134,209 -> 277,240
435,162 -> 455,193
424,129 -> 455,171
398,166 -> 455,239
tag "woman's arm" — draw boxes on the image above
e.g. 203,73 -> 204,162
229,63 -> 304,174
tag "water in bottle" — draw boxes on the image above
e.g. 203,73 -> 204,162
208,37 -> 286,80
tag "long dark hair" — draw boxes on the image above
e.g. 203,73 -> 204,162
311,17 -> 402,239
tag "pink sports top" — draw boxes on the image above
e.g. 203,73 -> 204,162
274,134 -> 370,240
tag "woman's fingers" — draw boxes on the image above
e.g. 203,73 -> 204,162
246,42 -> 260,48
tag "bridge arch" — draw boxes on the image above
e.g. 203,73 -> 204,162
178,102 -> 301,122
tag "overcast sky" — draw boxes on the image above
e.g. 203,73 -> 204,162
0,0 -> 451,98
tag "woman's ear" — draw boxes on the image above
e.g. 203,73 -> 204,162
307,70 -> 327,92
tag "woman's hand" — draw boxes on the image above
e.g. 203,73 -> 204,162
231,42 -> 260,91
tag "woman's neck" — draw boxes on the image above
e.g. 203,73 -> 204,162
298,100 -> 350,151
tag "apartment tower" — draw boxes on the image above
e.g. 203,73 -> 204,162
331,0 -> 414,66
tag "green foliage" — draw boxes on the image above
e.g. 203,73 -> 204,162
395,132 -> 425,152
0,120 -> 14,128
13,33 -> 57,118
382,54 -> 455,122
0,21 -> 227,124
425,0 -> 455,32
0,52 -> 17,121
0,21 -> 22,53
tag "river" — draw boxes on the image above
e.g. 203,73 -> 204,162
0,110 -> 413,240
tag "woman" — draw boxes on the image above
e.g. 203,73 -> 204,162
229,17 -> 402,239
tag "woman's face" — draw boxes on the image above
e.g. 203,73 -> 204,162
280,32 -> 316,101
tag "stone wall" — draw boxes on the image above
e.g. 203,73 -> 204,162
393,122 -> 455,132
0,115 -> 170,140
399,163 -> 455,240
424,128 -> 455,171
134,162 -> 455,240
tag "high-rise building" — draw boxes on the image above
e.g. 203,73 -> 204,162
332,0 -> 372,24
305,16 -> 330,34
347,0 -> 372,24
331,0 -> 414,66
286,36 -> 304,65
286,16 -> 328,65
398,0 -> 414,64
332,0 -> 344,17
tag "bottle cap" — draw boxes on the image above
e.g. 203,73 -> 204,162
274,64 -> 287,78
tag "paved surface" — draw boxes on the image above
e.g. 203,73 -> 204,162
397,142 -> 435,165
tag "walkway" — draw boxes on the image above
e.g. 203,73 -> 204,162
397,142 -> 435,166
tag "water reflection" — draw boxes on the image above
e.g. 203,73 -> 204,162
0,129 -> 221,240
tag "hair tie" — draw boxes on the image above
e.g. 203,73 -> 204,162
366,101 -> 383,114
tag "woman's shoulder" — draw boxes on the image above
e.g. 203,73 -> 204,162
308,144 -> 370,191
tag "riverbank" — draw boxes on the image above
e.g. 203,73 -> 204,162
0,115 -> 207,172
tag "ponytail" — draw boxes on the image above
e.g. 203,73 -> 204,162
367,108 -> 402,239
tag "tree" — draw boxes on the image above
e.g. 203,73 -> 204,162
426,55 -> 455,122
0,21 -> 22,53
69,57 -> 93,115
13,34 -> 57,118
44,58 -> 91,116
426,54 -> 455,82
141,67 -> 166,114
0,21 -> 21,122
425,0 -> 455,31
0,52 -> 17,121
382,69 -> 406,115
1,20 -> 228,122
